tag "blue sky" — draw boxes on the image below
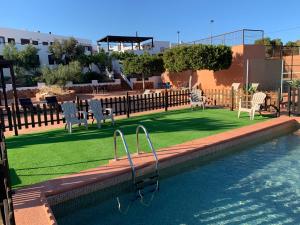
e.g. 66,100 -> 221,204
1,0 -> 300,44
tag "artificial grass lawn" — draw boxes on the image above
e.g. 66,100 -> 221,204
6,108 -> 269,188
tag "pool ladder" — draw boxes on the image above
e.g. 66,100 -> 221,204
113,125 -> 159,211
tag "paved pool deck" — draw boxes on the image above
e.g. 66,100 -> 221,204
12,116 -> 299,225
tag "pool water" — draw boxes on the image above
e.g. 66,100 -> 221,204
53,132 -> 300,225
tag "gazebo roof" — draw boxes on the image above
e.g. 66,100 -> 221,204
97,35 -> 153,43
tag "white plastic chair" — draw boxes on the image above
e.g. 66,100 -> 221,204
190,89 -> 206,110
251,83 -> 259,91
231,83 -> 240,91
61,102 -> 88,133
238,92 -> 266,120
88,99 -> 115,128
143,89 -> 151,95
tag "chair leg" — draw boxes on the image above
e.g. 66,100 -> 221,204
111,116 -> 115,126
237,110 -> 241,118
97,120 -> 101,129
69,123 -> 72,133
251,111 -> 255,120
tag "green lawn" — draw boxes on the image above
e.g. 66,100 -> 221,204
6,109 -> 270,188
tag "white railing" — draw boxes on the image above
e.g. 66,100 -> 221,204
120,72 -> 133,89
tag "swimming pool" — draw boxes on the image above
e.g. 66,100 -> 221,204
53,131 -> 300,225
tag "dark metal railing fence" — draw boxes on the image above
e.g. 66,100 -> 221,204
0,88 -> 283,136
0,90 -> 191,136
0,130 -> 15,225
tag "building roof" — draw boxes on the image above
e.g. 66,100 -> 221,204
97,35 -> 153,43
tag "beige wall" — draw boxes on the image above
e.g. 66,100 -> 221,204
162,44 -> 281,91
248,59 -> 282,91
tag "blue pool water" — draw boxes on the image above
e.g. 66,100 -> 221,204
53,132 -> 300,225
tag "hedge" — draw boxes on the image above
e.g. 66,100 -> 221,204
163,44 -> 232,72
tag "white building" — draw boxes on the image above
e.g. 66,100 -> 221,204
0,27 -> 94,67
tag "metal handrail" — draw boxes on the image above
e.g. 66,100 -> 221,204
113,129 -> 135,181
136,125 -> 158,171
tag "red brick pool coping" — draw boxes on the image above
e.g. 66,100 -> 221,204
12,116 -> 299,225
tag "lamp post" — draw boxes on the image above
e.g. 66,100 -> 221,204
177,31 -> 180,45
210,20 -> 214,45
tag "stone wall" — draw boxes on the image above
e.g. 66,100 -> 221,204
5,89 -> 39,99
68,84 -> 122,93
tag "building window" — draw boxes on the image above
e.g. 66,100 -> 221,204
35,55 -> 40,66
50,42 -> 53,45
21,38 -> 30,45
42,41 -> 48,46
0,36 -> 5,44
48,55 -> 55,65
8,38 -> 15,44
32,40 -> 38,45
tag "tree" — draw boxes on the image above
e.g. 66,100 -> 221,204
3,43 -> 40,86
123,53 -> 164,90
49,37 -> 85,64
18,44 -> 40,71
78,49 -> 112,82
89,50 -> 112,72
41,61 -> 82,87
286,41 -> 298,47
255,37 -> 283,57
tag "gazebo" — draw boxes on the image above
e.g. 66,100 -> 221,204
97,35 -> 154,51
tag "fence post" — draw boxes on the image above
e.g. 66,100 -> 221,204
230,86 -> 234,111
11,103 -> 18,136
76,96 -> 80,110
288,85 -> 291,117
165,89 -> 168,111
277,88 -> 281,117
126,92 -> 130,118
297,88 -> 300,115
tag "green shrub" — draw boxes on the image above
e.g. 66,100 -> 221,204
163,44 -> 232,72
82,71 -> 112,83
41,61 -> 82,87
110,51 -> 136,60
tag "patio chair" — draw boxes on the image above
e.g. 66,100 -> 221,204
231,83 -> 241,91
61,102 -> 88,133
237,92 -> 266,120
190,89 -> 206,110
143,89 -> 151,95
88,99 -> 115,128
45,96 -> 61,111
19,98 -> 36,112
251,83 -> 259,91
